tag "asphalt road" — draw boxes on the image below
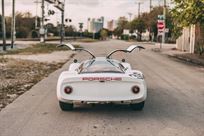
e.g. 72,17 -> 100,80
0,40 -> 204,136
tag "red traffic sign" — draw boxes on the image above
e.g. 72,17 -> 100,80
157,20 -> 165,32
157,22 -> 164,29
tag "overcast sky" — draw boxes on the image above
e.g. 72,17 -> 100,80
1,0 -> 170,29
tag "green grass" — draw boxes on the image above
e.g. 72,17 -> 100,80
0,43 -> 80,55
76,38 -> 99,43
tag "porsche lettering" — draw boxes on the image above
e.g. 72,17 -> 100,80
82,77 -> 122,81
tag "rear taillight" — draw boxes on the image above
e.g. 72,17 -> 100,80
132,86 -> 140,94
64,86 -> 73,94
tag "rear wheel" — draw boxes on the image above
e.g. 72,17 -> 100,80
130,101 -> 145,111
59,101 -> 73,111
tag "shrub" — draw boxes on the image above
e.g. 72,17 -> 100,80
197,45 -> 204,56
121,34 -> 129,40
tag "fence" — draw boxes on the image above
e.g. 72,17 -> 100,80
176,24 -> 204,53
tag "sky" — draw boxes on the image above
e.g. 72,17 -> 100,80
1,0 -> 171,30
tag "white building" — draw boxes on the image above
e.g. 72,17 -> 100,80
87,17 -> 104,33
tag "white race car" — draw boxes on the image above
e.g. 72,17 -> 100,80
57,43 -> 147,111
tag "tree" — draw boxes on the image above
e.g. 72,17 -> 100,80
171,0 -> 204,27
46,23 -> 58,36
171,0 -> 204,40
113,17 -> 128,37
140,6 -> 163,40
10,12 -> 36,38
65,25 -> 76,37
114,6 -> 175,41
132,19 -> 145,32
100,29 -> 108,40
138,6 -> 175,41
3,12 -> 36,38
128,18 -> 145,41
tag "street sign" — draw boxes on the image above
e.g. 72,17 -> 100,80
165,28 -> 169,33
157,22 -> 165,29
157,17 -> 165,32
158,15 -> 165,20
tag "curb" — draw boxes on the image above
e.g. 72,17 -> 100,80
152,48 -> 204,67
168,54 -> 204,67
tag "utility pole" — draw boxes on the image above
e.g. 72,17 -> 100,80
1,0 -> 6,51
79,23 -> 83,38
34,0 -> 41,30
40,0 -> 45,43
35,1 -> 38,29
150,0 -> 152,12
60,0 -> 65,44
162,0 -> 166,44
11,0 -> 16,49
136,2 -> 143,18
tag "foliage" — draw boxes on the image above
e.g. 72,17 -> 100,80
113,27 -> 123,37
195,41 -> 204,56
171,0 -> 204,27
113,17 -> 128,37
100,29 -> 108,40
113,7 -> 175,41
141,6 -> 163,33
170,0 -> 204,40
31,30 -> 39,38
83,30 -> 94,38
129,19 -> 146,34
47,23 -> 58,36
4,12 -> 36,38
129,18 -> 146,41
64,25 -> 76,37
76,38 -> 98,43
1,43 -> 79,55
121,35 -> 129,40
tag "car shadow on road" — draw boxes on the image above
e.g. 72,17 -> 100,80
63,87 -> 185,122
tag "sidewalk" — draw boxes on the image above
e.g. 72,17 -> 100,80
152,43 -> 204,66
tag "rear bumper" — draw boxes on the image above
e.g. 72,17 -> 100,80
57,75 -> 147,104
58,92 -> 146,104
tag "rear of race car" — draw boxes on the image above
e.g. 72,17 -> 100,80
57,72 -> 147,110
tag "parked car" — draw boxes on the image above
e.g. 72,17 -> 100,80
57,43 -> 147,111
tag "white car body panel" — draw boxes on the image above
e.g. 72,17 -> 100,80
57,44 -> 147,105
57,72 -> 147,103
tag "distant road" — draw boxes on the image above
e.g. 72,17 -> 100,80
0,40 -> 204,136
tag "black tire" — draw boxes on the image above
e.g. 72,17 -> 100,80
130,101 -> 145,111
59,101 -> 73,111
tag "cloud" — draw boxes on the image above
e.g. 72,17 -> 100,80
2,0 -> 163,29
68,0 -> 99,6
